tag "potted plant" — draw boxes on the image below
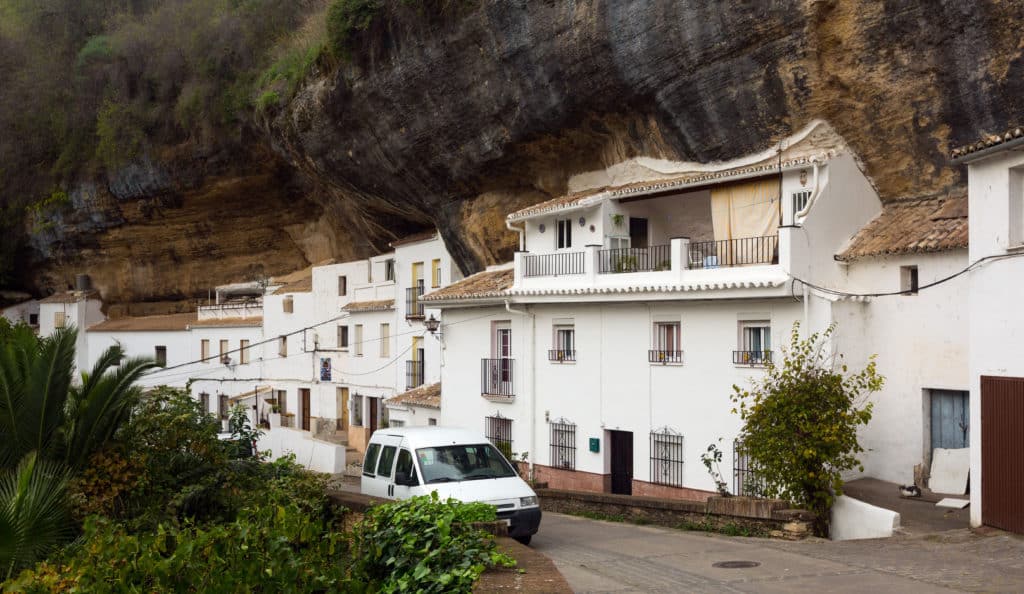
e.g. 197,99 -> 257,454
611,213 -> 625,228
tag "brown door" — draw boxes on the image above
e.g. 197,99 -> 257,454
368,397 -> 379,432
609,430 -> 633,495
338,387 -> 349,431
300,388 -> 311,431
981,376 -> 1024,533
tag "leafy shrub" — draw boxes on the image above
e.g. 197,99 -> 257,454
257,90 -> 282,111
326,0 -> 383,59
351,492 -> 514,593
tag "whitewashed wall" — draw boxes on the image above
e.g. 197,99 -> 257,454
2,300 -> 39,327
87,329 -> 192,387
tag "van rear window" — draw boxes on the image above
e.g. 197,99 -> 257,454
377,446 -> 397,477
363,443 -> 381,477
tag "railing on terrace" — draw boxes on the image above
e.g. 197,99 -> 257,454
548,349 -> 576,363
599,244 -> 672,274
405,285 -> 424,319
688,235 -> 778,269
481,358 -> 515,398
522,252 -> 585,277
733,439 -> 772,497
649,349 -> 684,364
405,359 -> 424,390
732,350 -> 772,365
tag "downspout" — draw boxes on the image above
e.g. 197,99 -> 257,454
505,299 -> 535,479
506,219 -> 525,251
794,159 -> 821,224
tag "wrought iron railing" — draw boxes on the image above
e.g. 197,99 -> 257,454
688,235 -> 778,269
548,349 -> 576,362
405,359 -> 424,390
598,244 -> 672,274
733,439 -> 771,497
481,358 -> 515,398
649,349 -> 684,364
550,420 -> 576,470
522,251 -> 586,277
732,350 -> 772,365
650,430 -> 684,488
405,285 -> 424,319
485,414 -> 513,458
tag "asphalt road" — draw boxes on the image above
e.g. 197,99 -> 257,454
531,512 -> 1024,593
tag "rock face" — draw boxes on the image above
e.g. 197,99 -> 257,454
23,0 -> 1024,304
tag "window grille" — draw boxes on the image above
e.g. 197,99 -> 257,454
550,419 -> 576,470
485,414 -> 513,458
732,439 -> 770,497
650,428 -> 684,487
792,189 -> 812,214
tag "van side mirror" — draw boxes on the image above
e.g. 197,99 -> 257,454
395,470 -> 419,486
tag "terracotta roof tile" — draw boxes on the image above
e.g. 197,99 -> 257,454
387,382 -> 441,409
837,194 -> 968,261
270,260 -> 335,295
272,277 -> 312,294
342,299 -> 395,312
421,267 -> 514,302
389,229 -> 437,247
88,312 -> 197,332
950,126 -> 1024,160
190,316 -> 263,328
40,290 -> 99,304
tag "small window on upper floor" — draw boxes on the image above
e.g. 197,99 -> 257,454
219,339 -> 229,364
200,339 -> 210,362
283,296 -> 294,313
650,322 -> 682,364
338,324 -> 349,349
556,219 -> 573,249
736,321 -> 771,365
900,265 -> 919,295
385,259 -> 396,281
279,336 -> 287,358
54,311 -> 66,329
354,324 -> 364,356
338,275 -> 347,296
431,259 -> 442,288
240,340 -> 250,364
792,189 -> 812,217
550,323 -> 575,363
1010,168 -> 1024,247
154,346 -> 167,367
29,313 -> 38,326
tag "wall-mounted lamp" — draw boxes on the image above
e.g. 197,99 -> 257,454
425,314 -> 441,334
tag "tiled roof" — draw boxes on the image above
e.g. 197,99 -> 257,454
270,260 -> 334,295
387,382 -> 441,409
229,386 -> 272,403
189,316 -> 263,328
421,267 -> 514,302
837,194 -> 968,261
342,299 -> 395,312
272,277 -> 312,294
40,290 -> 99,304
950,126 -> 1024,161
390,229 -> 437,247
88,312 -> 197,332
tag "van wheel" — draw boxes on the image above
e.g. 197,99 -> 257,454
514,535 -> 532,546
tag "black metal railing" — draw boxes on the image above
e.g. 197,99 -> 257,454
598,244 -> 672,274
732,350 -> 772,365
733,440 -> 771,497
688,235 -> 778,269
650,430 -> 684,488
485,414 -> 513,459
649,349 -> 684,364
481,358 -> 515,398
522,251 -> 586,277
405,285 -> 424,319
550,420 -> 576,470
405,359 -> 424,390
548,349 -> 576,362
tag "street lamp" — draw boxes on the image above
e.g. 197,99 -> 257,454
424,314 -> 441,334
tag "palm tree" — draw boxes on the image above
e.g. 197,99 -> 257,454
0,452 -> 72,580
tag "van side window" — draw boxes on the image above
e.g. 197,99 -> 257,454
396,449 -> 418,484
363,444 -> 381,477
377,446 -> 398,477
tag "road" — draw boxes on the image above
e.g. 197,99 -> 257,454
531,512 -> 1024,593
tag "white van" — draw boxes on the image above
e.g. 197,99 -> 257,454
361,426 -> 541,544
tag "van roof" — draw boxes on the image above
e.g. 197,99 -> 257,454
371,426 -> 491,449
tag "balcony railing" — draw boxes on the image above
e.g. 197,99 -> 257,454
406,359 -> 424,390
599,244 -> 672,274
481,358 -> 515,398
548,349 -> 576,363
733,350 -> 772,365
649,349 -> 683,364
523,251 -> 585,277
689,235 -> 778,269
405,285 -> 424,319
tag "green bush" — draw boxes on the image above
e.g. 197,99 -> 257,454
326,0 -> 383,59
351,493 -> 514,593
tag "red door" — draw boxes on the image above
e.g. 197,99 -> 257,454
981,376 -> 1024,533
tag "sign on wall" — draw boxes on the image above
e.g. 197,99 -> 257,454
320,357 -> 332,381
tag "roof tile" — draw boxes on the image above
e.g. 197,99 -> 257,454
342,299 -> 395,312
387,382 -> 441,409
837,194 -> 968,261
421,268 -> 514,302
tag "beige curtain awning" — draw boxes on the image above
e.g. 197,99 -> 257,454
710,179 -> 780,265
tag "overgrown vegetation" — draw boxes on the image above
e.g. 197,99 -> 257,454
730,323 -> 883,536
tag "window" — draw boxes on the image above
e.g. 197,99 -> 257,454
219,339 -> 229,364
395,449 -> 417,483
431,259 -> 442,288
556,218 -> 572,249
353,395 -> 363,426
54,311 -> 66,329
380,323 -> 390,357
428,418 -> 437,426
218,393 -> 228,420
278,336 -> 287,358
29,313 -> 38,326
200,392 -> 210,414
485,414 -> 513,458
901,265 -> 919,295
239,340 -> 250,364
338,275 -> 347,296
338,325 -> 349,349
389,419 -> 405,428
650,321 -> 682,364
354,325 -> 364,356
384,259 -> 395,281
200,339 -> 210,362
277,389 -> 287,415
154,346 -> 167,367
550,420 -> 576,470
283,296 -> 294,313
377,445 -> 397,477
549,323 -> 575,362
1010,167 -> 1024,246
362,443 -> 381,477
608,236 -> 629,250
650,429 -> 684,487
735,321 -> 771,364
792,189 -> 812,216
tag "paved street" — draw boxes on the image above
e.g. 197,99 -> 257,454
532,513 -> 1024,593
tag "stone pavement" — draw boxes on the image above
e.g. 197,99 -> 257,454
533,512 -> 1024,593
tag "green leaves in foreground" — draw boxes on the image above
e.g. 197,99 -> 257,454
0,453 -> 72,582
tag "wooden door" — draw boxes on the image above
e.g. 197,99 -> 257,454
629,218 -> 649,249
300,388 -> 311,431
981,376 -> 1024,533
609,430 -> 633,495
338,387 -> 349,431
931,390 -> 969,450
368,397 -> 379,432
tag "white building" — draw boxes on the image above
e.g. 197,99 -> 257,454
1,294 -> 39,330
426,121 -> 969,499
38,290 -> 105,373
87,312 -> 195,387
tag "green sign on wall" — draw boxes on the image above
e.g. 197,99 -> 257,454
589,437 -> 600,453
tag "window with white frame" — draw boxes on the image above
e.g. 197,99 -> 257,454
736,321 -> 771,364
354,325 -> 364,356
556,219 -> 573,249
154,346 -> 167,367
379,323 -> 390,357
219,339 -> 229,364
650,321 -> 682,364
239,340 -> 250,364
384,259 -> 395,281
792,189 -> 812,216
900,265 -> 919,295
200,339 -> 210,362
279,336 -> 287,358
337,325 -> 349,349
550,322 -> 575,362
1010,167 -> 1024,247
389,419 -> 405,428
607,236 -> 630,250
199,392 -> 210,414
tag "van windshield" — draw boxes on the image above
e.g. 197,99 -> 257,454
415,444 -> 517,484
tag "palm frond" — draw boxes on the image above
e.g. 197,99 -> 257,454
0,452 -> 73,580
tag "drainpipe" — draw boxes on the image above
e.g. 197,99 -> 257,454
506,219 -> 525,251
505,299 -> 536,478
794,159 -> 821,224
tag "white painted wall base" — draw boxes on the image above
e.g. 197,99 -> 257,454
830,495 -> 901,541
257,427 -> 346,474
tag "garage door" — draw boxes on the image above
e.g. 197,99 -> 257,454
981,376 -> 1024,533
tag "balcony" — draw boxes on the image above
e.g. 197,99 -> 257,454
481,358 -> 515,400
599,245 -> 672,274
687,236 -> 778,269
649,349 -> 683,365
523,252 -> 585,277
548,349 -> 576,363
405,286 -> 424,319
197,299 -> 262,321
406,359 -> 424,390
733,350 -> 772,365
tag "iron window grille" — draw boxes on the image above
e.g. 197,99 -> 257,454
792,189 -> 812,215
548,349 -> 576,362
732,439 -> 770,497
732,350 -> 772,365
405,359 -> 425,389
649,350 -> 683,364
481,358 -> 515,398
650,428 -> 684,487
550,419 -> 576,470
485,414 -> 513,459
406,283 -> 425,319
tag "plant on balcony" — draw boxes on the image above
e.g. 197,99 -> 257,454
655,260 -> 671,271
556,350 -> 565,362
657,351 -> 667,362
611,213 -> 625,227
614,255 -> 637,273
